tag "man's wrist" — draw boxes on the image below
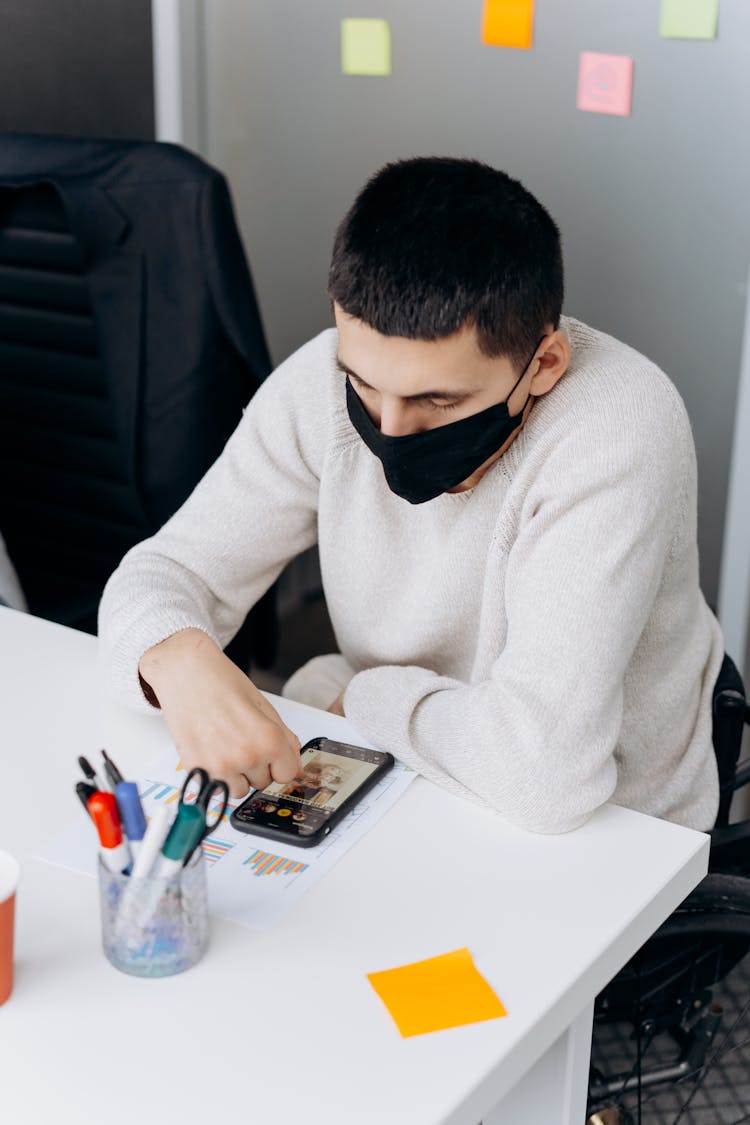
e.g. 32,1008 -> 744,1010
138,627 -> 212,703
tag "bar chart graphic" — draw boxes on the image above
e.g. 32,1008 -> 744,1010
202,836 -> 235,865
207,797 -> 237,827
243,849 -> 308,879
139,779 -> 181,805
139,780 -> 236,825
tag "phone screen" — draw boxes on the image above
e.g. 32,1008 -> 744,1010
232,738 -> 391,841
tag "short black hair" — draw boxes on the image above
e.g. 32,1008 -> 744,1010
328,156 -> 564,367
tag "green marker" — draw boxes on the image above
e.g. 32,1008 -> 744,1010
154,804 -> 205,877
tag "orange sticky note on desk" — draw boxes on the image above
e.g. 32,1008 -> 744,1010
481,0 -> 534,49
367,947 -> 507,1037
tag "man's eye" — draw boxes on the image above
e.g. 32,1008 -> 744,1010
349,375 -> 372,393
348,373 -> 460,412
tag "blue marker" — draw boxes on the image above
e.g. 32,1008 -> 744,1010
114,781 -> 148,859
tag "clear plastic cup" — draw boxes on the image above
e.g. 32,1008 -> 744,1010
98,849 -> 208,977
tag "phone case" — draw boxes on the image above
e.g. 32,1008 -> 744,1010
230,742 -> 395,847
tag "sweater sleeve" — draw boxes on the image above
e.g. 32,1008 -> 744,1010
343,383 -> 690,834
98,331 -> 333,711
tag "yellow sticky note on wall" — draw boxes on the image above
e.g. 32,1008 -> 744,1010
481,0 -> 534,49
367,947 -> 507,1037
660,0 -> 718,40
341,18 -> 392,76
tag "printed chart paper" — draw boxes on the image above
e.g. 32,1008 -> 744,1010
577,52 -> 634,117
36,715 -> 415,929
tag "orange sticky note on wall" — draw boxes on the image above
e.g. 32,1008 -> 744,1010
367,947 -> 507,1037
481,0 -> 534,49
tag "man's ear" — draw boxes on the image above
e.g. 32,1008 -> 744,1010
529,329 -> 570,396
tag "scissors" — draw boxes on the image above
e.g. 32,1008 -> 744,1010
177,767 -> 230,864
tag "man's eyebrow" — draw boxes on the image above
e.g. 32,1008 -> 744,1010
335,356 -> 477,402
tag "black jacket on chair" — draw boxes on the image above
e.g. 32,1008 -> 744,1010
0,134 -> 274,655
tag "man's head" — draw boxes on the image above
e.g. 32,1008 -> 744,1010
328,157 -> 570,498
328,156 -> 564,369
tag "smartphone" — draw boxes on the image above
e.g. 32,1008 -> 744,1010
230,737 -> 395,847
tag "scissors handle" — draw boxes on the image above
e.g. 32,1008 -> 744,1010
179,769 -> 230,866
179,765 -> 227,837
180,766 -> 210,805
180,767 -> 230,835
199,778 -> 230,837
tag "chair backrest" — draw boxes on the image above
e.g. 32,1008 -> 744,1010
0,182 -> 152,629
0,136 -> 271,639
712,652 -> 748,828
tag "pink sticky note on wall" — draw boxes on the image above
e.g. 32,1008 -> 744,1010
577,52 -> 634,117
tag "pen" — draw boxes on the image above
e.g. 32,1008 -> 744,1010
120,803 -> 184,933
153,804 -> 206,878
75,780 -> 98,816
78,754 -> 110,793
100,749 -> 124,790
87,791 -> 131,874
129,804 -> 173,879
114,781 -> 148,859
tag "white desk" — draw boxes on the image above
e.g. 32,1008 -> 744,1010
0,607 -> 709,1125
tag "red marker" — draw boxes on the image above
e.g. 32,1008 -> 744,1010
87,792 -> 131,874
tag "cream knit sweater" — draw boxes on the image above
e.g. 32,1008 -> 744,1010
99,317 -> 724,834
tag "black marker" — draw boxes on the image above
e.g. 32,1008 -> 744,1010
78,754 -> 109,792
100,749 -> 124,789
75,781 -> 98,816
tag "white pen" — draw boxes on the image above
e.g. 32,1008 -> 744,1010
130,805 -> 173,879
116,804 -> 175,939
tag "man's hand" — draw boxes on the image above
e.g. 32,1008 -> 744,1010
327,690 -> 345,717
139,628 -> 301,797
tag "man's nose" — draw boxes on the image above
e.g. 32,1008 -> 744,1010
378,397 -> 419,437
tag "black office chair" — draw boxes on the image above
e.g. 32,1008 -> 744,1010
588,654 -> 750,1122
0,134 -> 277,667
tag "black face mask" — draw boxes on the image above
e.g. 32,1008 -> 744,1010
345,337 -> 545,504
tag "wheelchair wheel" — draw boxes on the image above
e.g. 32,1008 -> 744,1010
589,874 -> 750,1123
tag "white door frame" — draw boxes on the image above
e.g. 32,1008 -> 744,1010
151,0 -> 205,151
718,265 -> 750,675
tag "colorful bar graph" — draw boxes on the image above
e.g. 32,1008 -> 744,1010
243,849 -> 308,878
139,779 -> 237,829
202,836 -> 235,865
207,797 -> 236,827
138,779 -> 182,804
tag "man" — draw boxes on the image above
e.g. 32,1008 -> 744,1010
99,157 -> 723,833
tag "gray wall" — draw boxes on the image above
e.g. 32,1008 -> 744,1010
0,0 -> 154,138
202,0 -> 750,608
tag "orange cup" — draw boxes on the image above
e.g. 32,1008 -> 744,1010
0,851 -> 20,1005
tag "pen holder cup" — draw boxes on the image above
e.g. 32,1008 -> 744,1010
98,850 -> 209,978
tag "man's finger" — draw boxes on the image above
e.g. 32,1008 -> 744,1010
226,771 -> 255,799
223,766 -> 264,798
269,741 -> 302,785
243,763 -> 272,793
249,690 -> 302,753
